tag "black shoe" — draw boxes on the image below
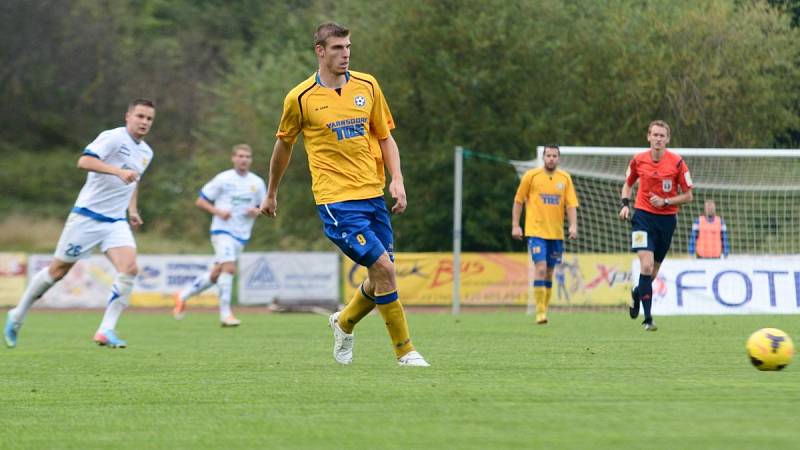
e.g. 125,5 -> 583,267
629,287 -> 640,319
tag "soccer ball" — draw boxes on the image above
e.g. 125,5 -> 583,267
746,328 -> 794,371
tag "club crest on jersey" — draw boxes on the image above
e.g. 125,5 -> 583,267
556,182 -> 565,190
662,179 -> 673,192
354,95 -> 366,107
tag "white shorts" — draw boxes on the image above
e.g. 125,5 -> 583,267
211,233 -> 244,264
54,213 -> 136,262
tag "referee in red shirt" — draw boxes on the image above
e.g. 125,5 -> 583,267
619,120 -> 693,331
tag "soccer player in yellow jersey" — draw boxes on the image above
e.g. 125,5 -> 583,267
260,22 -> 429,367
511,145 -> 579,324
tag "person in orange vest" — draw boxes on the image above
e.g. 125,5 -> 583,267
689,199 -> 729,258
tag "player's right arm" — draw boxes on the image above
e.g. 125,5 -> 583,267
619,158 -> 638,220
80,129 -> 139,183
261,138 -> 294,218
77,155 -> 138,184
512,172 -> 532,240
195,196 -> 230,220
262,88 -> 302,218
197,174 -> 230,220
619,182 -> 634,220
247,178 -> 268,218
511,201 -> 524,240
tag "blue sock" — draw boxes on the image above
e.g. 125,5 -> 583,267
638,274 -> 653,323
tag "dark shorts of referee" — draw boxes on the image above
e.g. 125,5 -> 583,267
630,208 -> 677,263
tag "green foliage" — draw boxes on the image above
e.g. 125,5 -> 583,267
1,0 -> 799,251
2,312 -> 800,449
0,147 -> 84,216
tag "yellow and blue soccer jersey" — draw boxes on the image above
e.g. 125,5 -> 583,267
276,70 -> 395,204
514,168 -> 579,239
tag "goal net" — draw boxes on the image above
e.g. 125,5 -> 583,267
512,147 -> 800,256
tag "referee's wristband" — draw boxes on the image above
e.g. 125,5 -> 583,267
620,198 -> 631,208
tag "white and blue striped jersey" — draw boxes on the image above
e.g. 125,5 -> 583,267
73,127 -> 154,222
199,169 -> 266,243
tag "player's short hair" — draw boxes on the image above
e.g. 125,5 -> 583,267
314,22 -> 350,48
232,143 -> 252,155
543,144 -> 560,156
128,98 -> 156,111
648,120 -> 670,137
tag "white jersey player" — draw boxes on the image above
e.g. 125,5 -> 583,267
173,144 -> 266,326
4,99 -> 157,349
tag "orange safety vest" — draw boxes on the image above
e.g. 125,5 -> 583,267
696,216 -> 722,258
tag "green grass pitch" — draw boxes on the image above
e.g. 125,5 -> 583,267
1,310 -> 799,449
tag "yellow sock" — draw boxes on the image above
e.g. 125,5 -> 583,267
338,286 -> 375,334
534,286 -> 547,321
545,287 -> 552,309
376,300 -> 414,358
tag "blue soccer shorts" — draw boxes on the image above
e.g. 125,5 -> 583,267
528,237 -> 563,268
630,209 -> 677,263
317,196 -> 394,267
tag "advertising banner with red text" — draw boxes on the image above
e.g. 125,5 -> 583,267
343,253 -> 633,306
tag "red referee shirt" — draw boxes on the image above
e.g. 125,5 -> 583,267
625,149 -> 693,215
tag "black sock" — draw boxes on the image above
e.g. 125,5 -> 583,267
632,285 -> 640,301
639,274 -> 653,322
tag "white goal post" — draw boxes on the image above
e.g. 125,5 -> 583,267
452,145 -> 800,314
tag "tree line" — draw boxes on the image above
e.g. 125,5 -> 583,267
1,0 -> 798,252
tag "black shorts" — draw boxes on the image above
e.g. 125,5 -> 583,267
630,209 -> 677,263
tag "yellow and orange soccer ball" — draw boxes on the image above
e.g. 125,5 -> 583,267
746,328 -> 794,371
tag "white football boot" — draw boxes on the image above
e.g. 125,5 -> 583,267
220,315 -> 241,327
328,312 -> 354,365
398,350 -> 430,367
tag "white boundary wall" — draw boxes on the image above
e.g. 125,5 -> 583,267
237,252 -> 339,306
28,254 -> 215,308
26,252 -> 339,308
633,256 -> 800,315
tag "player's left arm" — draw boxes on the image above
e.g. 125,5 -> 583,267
370,79 -> 404,214
77,154 -> 139,184
721,219 -> 730,257
567,207 -> 578,239
565,174 -> 579,239
650,160 -> 694,208
378,133 -> 406,214
653,188 -> 693,208
128,185 -> 143,229
248,180 -> 267,218
688,218 -> 699,257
